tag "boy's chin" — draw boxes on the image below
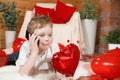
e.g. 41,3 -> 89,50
39,44 -> 51,50
42,46 -> 50,50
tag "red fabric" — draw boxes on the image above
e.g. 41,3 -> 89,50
54,0 -> 76,23
0,50 -> 8,67
51,16 -> 66,24
34,5 -> 55,17
34,1 -> 76,24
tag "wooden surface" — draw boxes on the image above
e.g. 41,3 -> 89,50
0,29 -> 5,49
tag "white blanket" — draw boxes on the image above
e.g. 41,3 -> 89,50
0,61 -> 94,80
0,66 -> 56,80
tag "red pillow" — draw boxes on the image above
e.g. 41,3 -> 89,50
34,5 -> 54,17
54,0 -> 76,23
51,16 -> 66,24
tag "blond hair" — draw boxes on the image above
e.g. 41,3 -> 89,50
27,15 -> 52,34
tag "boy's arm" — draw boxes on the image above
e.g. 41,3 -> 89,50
19,51 -> 38,75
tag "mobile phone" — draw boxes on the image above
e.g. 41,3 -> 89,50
25,30 -> 30,40
35,36 -> 40,46
25,30 -> 40,46
37,40 -> 40,46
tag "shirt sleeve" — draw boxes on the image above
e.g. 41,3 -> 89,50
15,41 -> 30,66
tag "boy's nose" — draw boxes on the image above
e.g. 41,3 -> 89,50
44,36 -> 49,40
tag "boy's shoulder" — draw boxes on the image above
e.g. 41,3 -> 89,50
20,40 -> 30,50
50,42 -> 60,52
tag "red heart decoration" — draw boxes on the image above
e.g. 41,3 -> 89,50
105,47 -> 120,55
52,43 -> 80,76
91,54 -> 120,79
58,43 -> 65,51
0,50 -> 8,67
12,38 -> 26,53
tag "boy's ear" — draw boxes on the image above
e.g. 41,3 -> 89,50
25,30 -> 29,40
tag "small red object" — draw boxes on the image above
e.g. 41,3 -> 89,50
67,40 -> 70,43
77,40 -> 80,44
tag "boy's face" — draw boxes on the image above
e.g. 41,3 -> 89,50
34,24 -> 53,50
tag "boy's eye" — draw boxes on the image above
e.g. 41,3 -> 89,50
38,33 -> 52,37
39,35 -> 44,37
48,34 -> 52,37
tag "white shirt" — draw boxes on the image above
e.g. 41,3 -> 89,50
16,41 -> 60,70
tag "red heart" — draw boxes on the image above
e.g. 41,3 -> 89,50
12,38 -> 26,53
105,47 -> 120,55
91,54 -> 120,79
0,50 -> 8,67
58,43 -> 65,51
52,43 -> 80,76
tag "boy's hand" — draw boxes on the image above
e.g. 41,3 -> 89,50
29,34 -> 39,55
